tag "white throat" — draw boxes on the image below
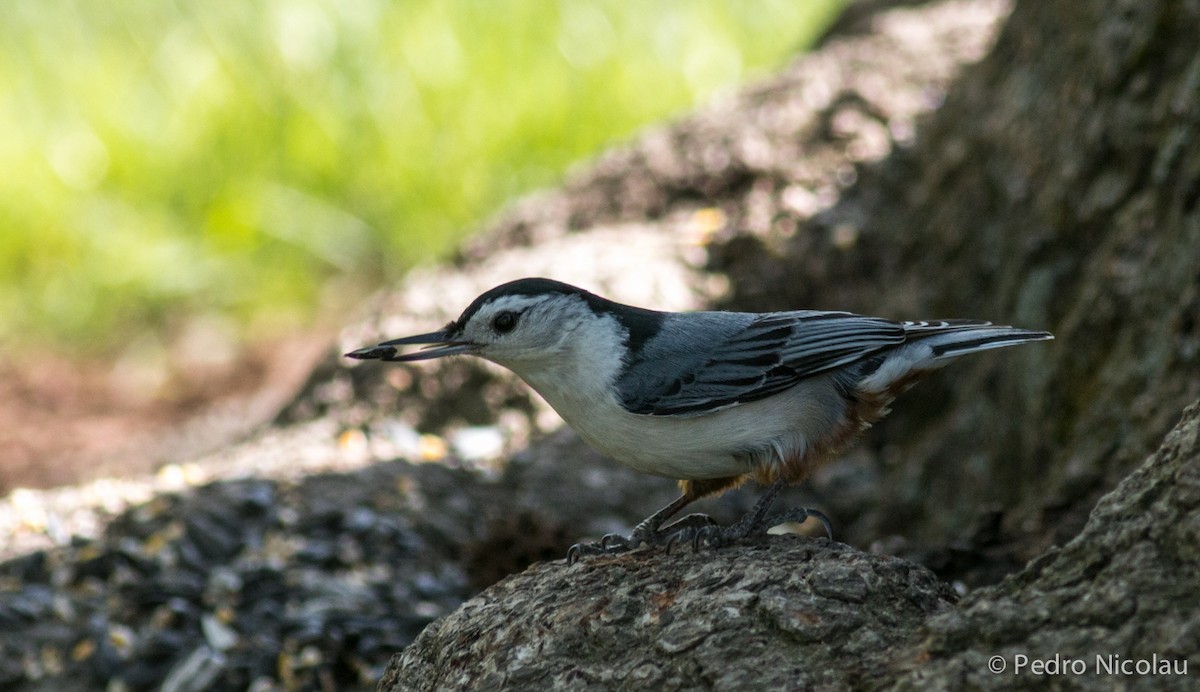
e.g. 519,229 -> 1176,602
497,311 -> 629,424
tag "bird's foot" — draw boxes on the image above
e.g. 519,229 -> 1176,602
680,506 -> 834,552
565,532 -> 638,564
566,513 -> 719,564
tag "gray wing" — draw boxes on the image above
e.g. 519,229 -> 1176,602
617,310 -> 909,417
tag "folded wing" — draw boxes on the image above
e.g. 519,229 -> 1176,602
618,311 -> 912,416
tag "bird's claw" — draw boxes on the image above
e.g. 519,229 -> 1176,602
663,528 -> 699,555
565,488 -> 832,563
567,540 -> 615,564
569,513 -> 722,563
599,532 -> 633,551
664,506 -> 834,553
567,530 -> 643,564
569,507 -> 832,562
660,524 -> 722,552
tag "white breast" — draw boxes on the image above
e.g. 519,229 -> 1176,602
525,368 -> 847,481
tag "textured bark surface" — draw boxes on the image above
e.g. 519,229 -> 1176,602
384,540 -> 957,691
383,401 -> 1199,690
894,401 -> 1200,690
720,0 -> 1200,566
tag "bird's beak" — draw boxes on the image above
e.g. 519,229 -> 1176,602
344,329 -> 475,362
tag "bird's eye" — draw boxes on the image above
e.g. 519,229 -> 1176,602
492,311 -> 518,334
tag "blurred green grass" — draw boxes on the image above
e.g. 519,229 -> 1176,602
0,0 -> 844,358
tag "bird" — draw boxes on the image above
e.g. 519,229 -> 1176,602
346,277 -> 1052,562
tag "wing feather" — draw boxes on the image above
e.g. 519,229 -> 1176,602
618,311 -> 906,416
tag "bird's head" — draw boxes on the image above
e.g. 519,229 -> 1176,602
346,278 -> 620,372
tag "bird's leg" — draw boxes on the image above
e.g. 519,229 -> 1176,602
567,493 -> 696,564
685,477 -> 833,551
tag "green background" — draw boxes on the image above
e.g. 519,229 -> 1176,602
0,0 -> 843,358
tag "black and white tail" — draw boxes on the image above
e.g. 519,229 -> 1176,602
858,320 -> 1052,395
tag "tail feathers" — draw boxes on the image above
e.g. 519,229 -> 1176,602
913,324 -> 1054,361
857,323 -> 1052,395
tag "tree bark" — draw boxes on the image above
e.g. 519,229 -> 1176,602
385,401 -> 1199,690
729,0 -> 1200,566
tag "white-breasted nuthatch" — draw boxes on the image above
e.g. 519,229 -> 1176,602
346,278 -> 1052,561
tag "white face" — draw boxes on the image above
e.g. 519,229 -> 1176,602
455,293 -> 595,369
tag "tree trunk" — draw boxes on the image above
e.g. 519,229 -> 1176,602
719,0 -> 1200,568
